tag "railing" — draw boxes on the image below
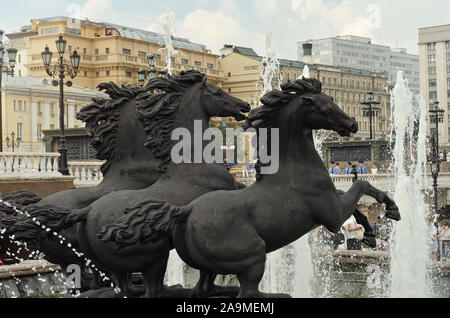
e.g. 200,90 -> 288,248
68,161 -> 104,188
0,153 -> 61,178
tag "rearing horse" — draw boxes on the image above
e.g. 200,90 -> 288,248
103,78 -> 400,298
11,70 -> 250,297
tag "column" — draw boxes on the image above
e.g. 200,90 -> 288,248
68,101 -> 75,128
44,102 -> 50,129
31,101 -> 38,142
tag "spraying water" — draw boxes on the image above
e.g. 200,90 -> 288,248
258,33 -> 282,102
389,71 -> 432,297
153,7 -> 178,76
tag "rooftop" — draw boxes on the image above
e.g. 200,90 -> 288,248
31,16 -> 209,53
223,44 -> 387,78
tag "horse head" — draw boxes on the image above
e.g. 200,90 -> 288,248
280,78 -> 358,136
77,82 -> 148,175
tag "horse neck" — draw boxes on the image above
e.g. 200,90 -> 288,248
264,105 -> 329,182
100,99 -> 160,189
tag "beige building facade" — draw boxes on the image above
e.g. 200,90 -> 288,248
419,24 -> 450,144
0,76 -> 104,152
10,16 -> 224,89
219,45 -> 391,140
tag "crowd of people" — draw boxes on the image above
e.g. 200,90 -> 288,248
328,161 -> 378,175
428,219 -> 450,262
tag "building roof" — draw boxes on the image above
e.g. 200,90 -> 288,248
1,76 -> 104,97
224,44 -> 387,78
33,16 -> 208,53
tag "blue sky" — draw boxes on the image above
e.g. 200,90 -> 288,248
2,0 -> 450,59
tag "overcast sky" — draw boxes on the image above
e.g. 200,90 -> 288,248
1,0 -> 449,60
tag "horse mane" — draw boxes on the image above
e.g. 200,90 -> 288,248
135,70 -> 206,172
242,77 -> 322,180
77,82 -> 148,175
242,77 -> 322,130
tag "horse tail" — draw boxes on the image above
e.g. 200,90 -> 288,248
98,199 -> 193,249
4,205 -> 90,245
1,191 -> 42,207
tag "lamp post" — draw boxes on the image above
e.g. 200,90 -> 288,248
361,91 -> 381,140
5,132 -> 21,152
137,54 -> 158,87
0,30 -> 18,152
41,34 -> 80,175
429,100 -> 444,261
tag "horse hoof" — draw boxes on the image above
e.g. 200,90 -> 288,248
385,208 -> 401,221
362,235 -> 377,248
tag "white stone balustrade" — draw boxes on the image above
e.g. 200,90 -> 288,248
68,161 -> 104,188
0,152 -> 61,178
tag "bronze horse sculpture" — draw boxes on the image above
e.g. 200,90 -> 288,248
102,78 -> 400,298
7,70 -> 250,297
0,82 -> 162,288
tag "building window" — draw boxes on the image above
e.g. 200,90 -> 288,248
428,55 -> 436,63
18,100 -> 22,111
194,61 -> 201,67
68,45 -> 72,52
448,78 -> 450,86
50,103 -> 55,114
429,79 -> 437,87
37,102 -> 42,113
155,54 -> 161,60
18,70 -> 22,77
138,51 -> 146,58
123,48 -> 131,55
17,123 -> 23,140
181,59 -> 188,65
448,90 -> 450,98
41,27 -> 59,35
429,67 -> 437,75
106,71 -> 110,77
37,124 -> 42,142
447,65 -> 450,74
427,43 -> 436,50
83,48 -> 87,54
125,71 -> 132,77
65,28 -> 81,35
95,49 -> 99,56
429,91 -> 437,100
50,124 -> 55,130
84,71 -> 87,77
18,54 -> 21,63
447,41 -> 450,49
447,53 -> 450,61
96,72 -> 99,77
106,48 -> 110,54
171,57 -> 175,64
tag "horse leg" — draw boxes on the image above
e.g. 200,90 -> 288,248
353,208 -> 376,248
112,272 -> 133,298
339,180 -> 399,223
141,257 -> 168,298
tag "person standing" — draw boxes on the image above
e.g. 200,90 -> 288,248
342,162 -> 353,175
329,161 -> 340,175
357,161 -> 369,174
342,215 -> 363,250
371,165 -> 378,175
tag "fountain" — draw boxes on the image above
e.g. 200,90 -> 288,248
389,71 -> 433,297
153,6 -> 178,76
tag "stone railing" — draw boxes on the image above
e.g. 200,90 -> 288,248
68,161 -> 104,188
0,152 -> 61,178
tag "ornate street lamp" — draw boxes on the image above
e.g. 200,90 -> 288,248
41,34 -> 80,175
361,91 -> 381,140
5,132 -> 21,152
138,54 -> 159,87
429,100 -> 445,261
0,30 -> 18,152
